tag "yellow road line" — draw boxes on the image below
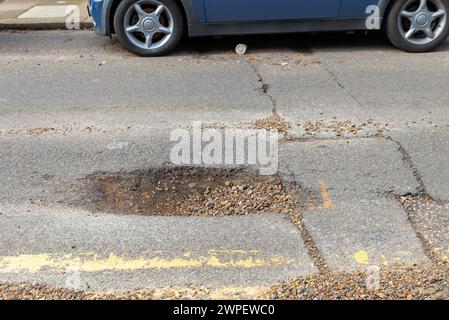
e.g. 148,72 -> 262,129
319,181 -> 333,209
353,250 -> 369,264
0,250 -> 292,273
352,250 -> 416,265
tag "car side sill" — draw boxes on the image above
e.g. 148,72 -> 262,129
188,18 -> 378,37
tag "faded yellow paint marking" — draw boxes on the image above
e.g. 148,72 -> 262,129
0,250 -> 292,273
353,250 -> 369,264
353,250 -> 424,265
319,181 -> 333,209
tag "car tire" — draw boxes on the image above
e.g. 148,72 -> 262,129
386,0 -> 449,52
114,0 -> 184,56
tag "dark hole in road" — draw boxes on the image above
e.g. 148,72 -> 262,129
86,168 -> 298,216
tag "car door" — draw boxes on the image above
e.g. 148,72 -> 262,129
205,0 -> 343,22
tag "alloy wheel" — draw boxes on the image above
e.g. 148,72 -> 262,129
398,0 -> 447,45
123,0 -> 174,50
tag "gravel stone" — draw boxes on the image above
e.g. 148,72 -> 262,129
86,168 -> 297,216
263,264 -> 449,300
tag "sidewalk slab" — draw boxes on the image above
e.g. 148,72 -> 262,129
0,2 -> 36,20
0,0 -> 91,29
18,5 -> 78,19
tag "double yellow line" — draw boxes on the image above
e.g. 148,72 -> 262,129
0,250 -> 292,273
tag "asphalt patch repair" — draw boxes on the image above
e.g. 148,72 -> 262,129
85,168 -> 299,216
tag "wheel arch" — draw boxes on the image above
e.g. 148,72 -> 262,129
378,0 -> 395,28
106,0 -> 197,35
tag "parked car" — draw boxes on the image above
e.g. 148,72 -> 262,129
88,0 -> 449,56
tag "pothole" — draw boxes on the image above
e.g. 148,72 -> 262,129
84,168 -> 299,217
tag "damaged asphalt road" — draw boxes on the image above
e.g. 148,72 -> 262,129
0,30 -> 449,299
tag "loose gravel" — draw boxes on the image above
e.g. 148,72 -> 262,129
297,119 -> 387,138
3,264 -> 449,300
401,195 -> 449,263
201,113 -> 290,134
263,264 -> 449,300
0,125 -> 106,137
250,114 -> 290,133
0,282 -> 155,300
87,168 -> 297,216
262,195 -> 449,301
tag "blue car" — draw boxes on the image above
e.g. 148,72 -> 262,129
88,0 -> 449,56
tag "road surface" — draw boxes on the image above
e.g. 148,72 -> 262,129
0,30 -> 448,299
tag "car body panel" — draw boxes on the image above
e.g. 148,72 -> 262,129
340,0 -> 381,17
204,0 -> 342,22
88,0 -> 392,37
88,0 -> 106,34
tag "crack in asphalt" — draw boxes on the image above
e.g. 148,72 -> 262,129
280,129 -> 447,274
386,137 -> 428,196
279,166 -> 330,274
317,60 -> 365,109
291,213 -> 331,274
244,59 -> 439,274
382,137 -> 447,266
245,58 -> 331,273
282,135 -> 384,143
247,61 -> 278,114
388,190 -> 444,265
286,43 -> 365,108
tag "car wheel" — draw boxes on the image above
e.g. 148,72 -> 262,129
114,0 -> 184,56
386,0 -> 449,52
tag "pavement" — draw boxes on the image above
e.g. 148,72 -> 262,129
0,0 -> 91,29
0,30 -> 449,299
